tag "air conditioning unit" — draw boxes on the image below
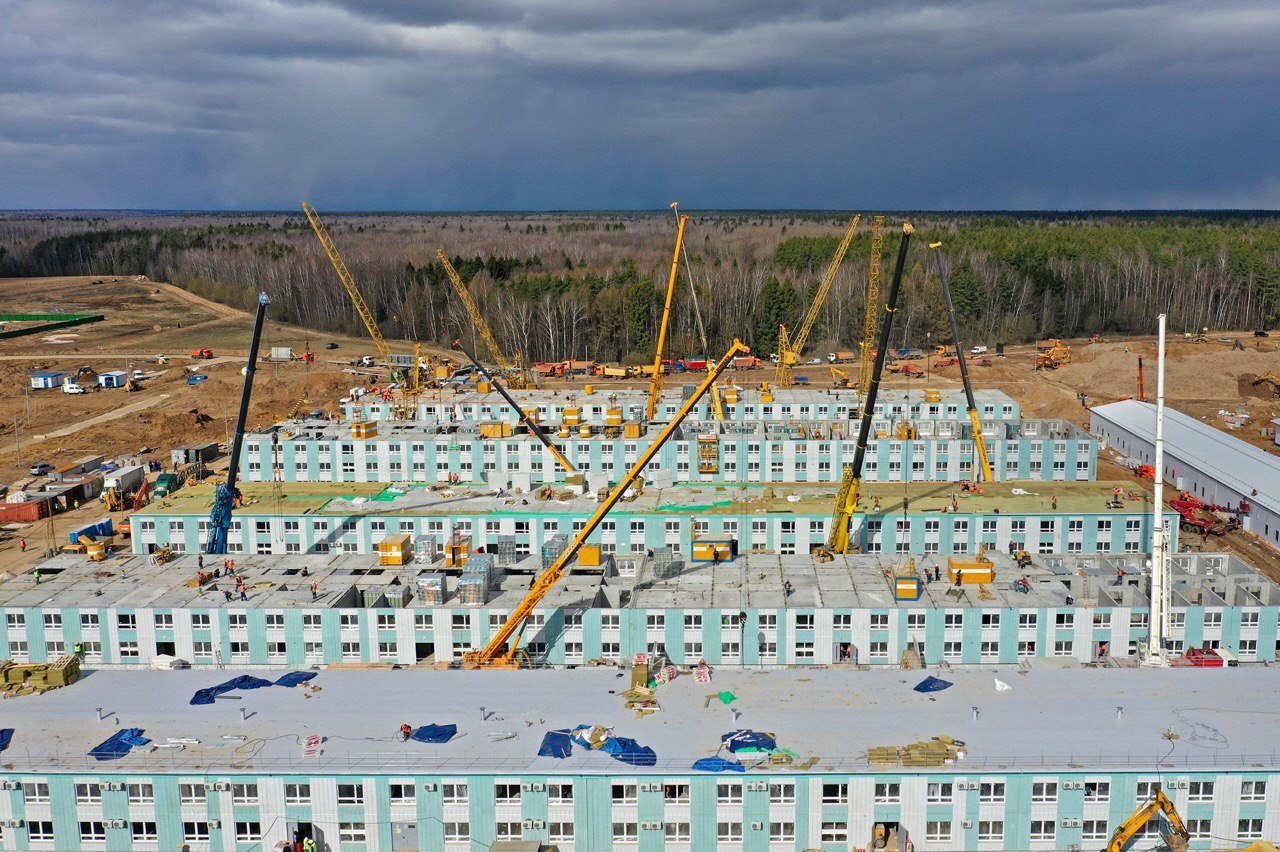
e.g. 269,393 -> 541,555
747,782 -> 768,792
521,783 -> 533,792
208,819 -> 221,829
522,819 -> 535,829
530,783 -> 546,792
641,821 -> 662,831
2,820 -> 24,829
962,820 -> 973,829
751,821 -> 764,831
107,819 -> 128,829
105,782 -> 124,791
1064,781 -> 1084,790
641,783 -> 662,793
0,781 -> 17,791
211,782 -> 231,791
421,782 -> 437,791
954,782 -> 969,790
1061,818 -> 1081,827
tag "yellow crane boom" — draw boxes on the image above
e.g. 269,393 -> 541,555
646,213 -> 689,421
859,215 -> 886,398
827,223 -> 914,554
931,241 -> 994,483
671,202 -> 725,420
301,202 -> 403,382
463,337 -> 749,669
437,250 -> 526,388
775,213 -> 861,388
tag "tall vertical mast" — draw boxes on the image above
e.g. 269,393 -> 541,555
1148,314 -> 1168,658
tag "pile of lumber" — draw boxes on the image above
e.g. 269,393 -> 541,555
0,654 -> 82,698
867,735 -> 966,766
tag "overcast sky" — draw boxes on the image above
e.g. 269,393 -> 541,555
1,0 -> 1278,211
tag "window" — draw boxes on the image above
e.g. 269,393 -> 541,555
235,822 -> 262,842
769,782 -> 795,804
180,782 -> 206,804
1031,781 -> 1057,802
131,821 -> 158,842
821,822 -> 849,842
338,822 -> 366,844
926,821 -> 952,842
1239,819 -> 1264,840
443,782 -> 468,804
979,781 -> 1005,802
1083,820 -> 1109,841
337,782 -> 364,805
548,781 -> 573,804
1055,611 -> 1075,628
183,822 -> 210,842
870,613 -> 889,629
29,820 -> 55,842
76,782 -> 102,804
495,782 -> 521,803
117,613 -> 137,629
796,613 -> 815,630
771,822 -> 796,841
822,782 -> 848,804
1054,640 -> 1074,656
1029,819 -> 1055,842
231,782 -> 258,804
646,613 -> 665,630
665,822 -> 691,842
981,611 -> 1000,627
715,781 -> 743,804
612,822 -> 638,842
1242,780 -> 1267,801
1187,819 -> 1212,840
1187,780 -> 1214,802
79,821 -> 107,842
874,782 -> 901,803
1084,781 -> 1110,802
977,820 -> 1004,842
388,782 -> 415,805
664,783 -> 690,803
128,782 -> 155,803
707,821 -> 741,843
548,822 -> 574,842
285,783 -> 311,804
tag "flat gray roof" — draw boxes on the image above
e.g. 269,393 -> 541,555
7,550 -> 1276,613
3,666 -> 1275,775
1092,399 -> 1280,511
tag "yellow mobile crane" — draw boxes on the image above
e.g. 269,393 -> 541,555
824,223 -> 914,556
301,202 -> 405,384
437,250 -> 528,389
931,241 -> 994,483
858,215 -> 886,397
645,212 -> 690,421
463,338 -> 749,669
671,202 -> 725,419
775,214 -> 861,389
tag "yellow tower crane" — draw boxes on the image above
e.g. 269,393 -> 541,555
858,215 -> 886,398
463,338 -> 749,669
775,213 -> 861,389
301,202 -> 405,384
645,212 -> 690,421
437,250 -> 528,389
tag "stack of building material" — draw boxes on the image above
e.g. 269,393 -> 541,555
413,534 -> 439,563
0,655 -> 81,697
458,576 -> 489,607
541,534 -> 569,569
417,573 -> 447,605
866,735 -> 965,766
492,536 -> 520,567
650,547 -> 682,579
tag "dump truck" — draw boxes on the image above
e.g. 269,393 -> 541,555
828,350 -> 858,363
731,356 -> 764,370
189,348 -> 214,359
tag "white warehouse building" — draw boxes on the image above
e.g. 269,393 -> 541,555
1090,399 -> 1280,549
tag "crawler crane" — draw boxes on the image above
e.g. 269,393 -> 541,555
775,214 -> 861,389
931,241 -> 993,483
438,250 -> 529,389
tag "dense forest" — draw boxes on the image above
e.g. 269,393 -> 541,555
1,210 -> 1278,363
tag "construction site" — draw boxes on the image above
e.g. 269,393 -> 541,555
1,211 -> 1279,852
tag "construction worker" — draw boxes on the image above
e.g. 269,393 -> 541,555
783,580 -> 793,597
310,581 -> 319,601
400,722 -> 413,742
197,553 -> 204,570
18,538 -> 26,552
1051,495 -> 1058,510
302,838 -> 318,852
74,642 -> 84,659
32,568 -> 40,585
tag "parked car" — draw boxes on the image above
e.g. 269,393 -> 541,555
62,382 -> 88,394
29,462 -> 53,476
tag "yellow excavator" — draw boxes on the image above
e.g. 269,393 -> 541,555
462,338 -> 749,669
1104,782 -> 1277,852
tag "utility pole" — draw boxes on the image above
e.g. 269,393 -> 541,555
1147,313 -> 1169,663
13,417 -> 21,466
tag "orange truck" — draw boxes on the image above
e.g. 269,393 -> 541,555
189,348 -> 214,359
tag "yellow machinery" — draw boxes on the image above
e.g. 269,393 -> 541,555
453,338 -> 577,473
1252,371 -> 1280,397
775,213 -> 862,389
931,241 -> 994,483
825,223 -> 914,555
462,338 -> 749,669
859,215 -> 886,397
645,213 -> 690,421
301,203 -> 406,385
1105,784 -> 1189,852
437,250 -> 528,389
671,202 -> 724,419
830,366 -> 853,388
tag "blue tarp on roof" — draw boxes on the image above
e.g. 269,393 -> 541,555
721,730 -> 777,753
0,728 -> 12,753
191,673 -> 315,705
89,728 -> 150,761
913,676 -> 953,693
410,724 -> 457,744
693,756 -> 745,772
538,730 -> 574,759
566,725 -> 657,766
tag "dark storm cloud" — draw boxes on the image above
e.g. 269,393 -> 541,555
0,0 -> 1277,209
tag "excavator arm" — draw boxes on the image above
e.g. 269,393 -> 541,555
463,338 -> 749,669
1106,787 -> 1190,852
826,223 -> 914,554
776,214 -> 861,389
